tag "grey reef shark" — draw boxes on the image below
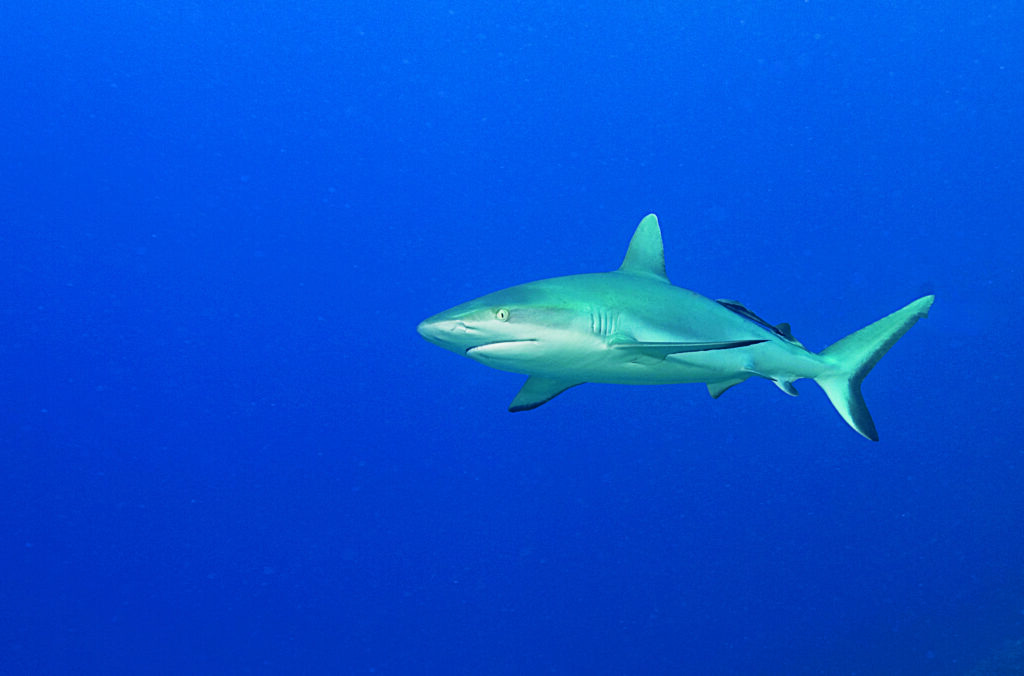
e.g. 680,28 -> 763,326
418,214 -> 933,440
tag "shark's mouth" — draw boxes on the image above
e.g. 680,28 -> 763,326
466,339 -> 537,355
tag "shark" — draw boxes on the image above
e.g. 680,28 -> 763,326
417,214 -> 934,440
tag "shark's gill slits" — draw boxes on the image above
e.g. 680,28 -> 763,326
590,310 -> 617,338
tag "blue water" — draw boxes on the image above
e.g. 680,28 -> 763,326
2,2 -> 1022,674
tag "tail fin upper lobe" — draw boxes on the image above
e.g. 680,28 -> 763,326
814,295 -> 934,441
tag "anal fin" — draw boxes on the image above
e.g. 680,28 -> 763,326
773,379 -> 799,396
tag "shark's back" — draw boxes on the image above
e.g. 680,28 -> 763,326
526,271 -> 769,345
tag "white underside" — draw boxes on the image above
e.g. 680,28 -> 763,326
468,336 -> 830,386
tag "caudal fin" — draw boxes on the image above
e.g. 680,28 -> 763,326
815,295 -> 934,441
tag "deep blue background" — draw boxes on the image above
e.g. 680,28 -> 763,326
2,2 -> 1022,674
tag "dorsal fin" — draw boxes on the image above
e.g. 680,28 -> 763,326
617,214 -> 668,282
774,322 -> 804,347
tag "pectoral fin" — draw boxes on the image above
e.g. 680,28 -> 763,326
509,376 -> 584,412
611,339 -> 766,359
707,376 -> 750,399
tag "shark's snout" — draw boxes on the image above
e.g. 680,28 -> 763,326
417,312 -> 473,351
416,316 -> 448,343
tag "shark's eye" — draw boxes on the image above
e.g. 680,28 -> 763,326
496,308 -> 510,322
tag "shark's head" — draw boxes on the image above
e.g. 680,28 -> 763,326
418,214 -> 668,377
417,281 -> 598,374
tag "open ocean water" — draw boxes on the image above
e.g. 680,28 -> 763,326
2,2 -> 1022,674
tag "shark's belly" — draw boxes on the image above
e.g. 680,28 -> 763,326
579,352 -> 749,385
539,340 -> 825,386
513,345 -> 751,385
